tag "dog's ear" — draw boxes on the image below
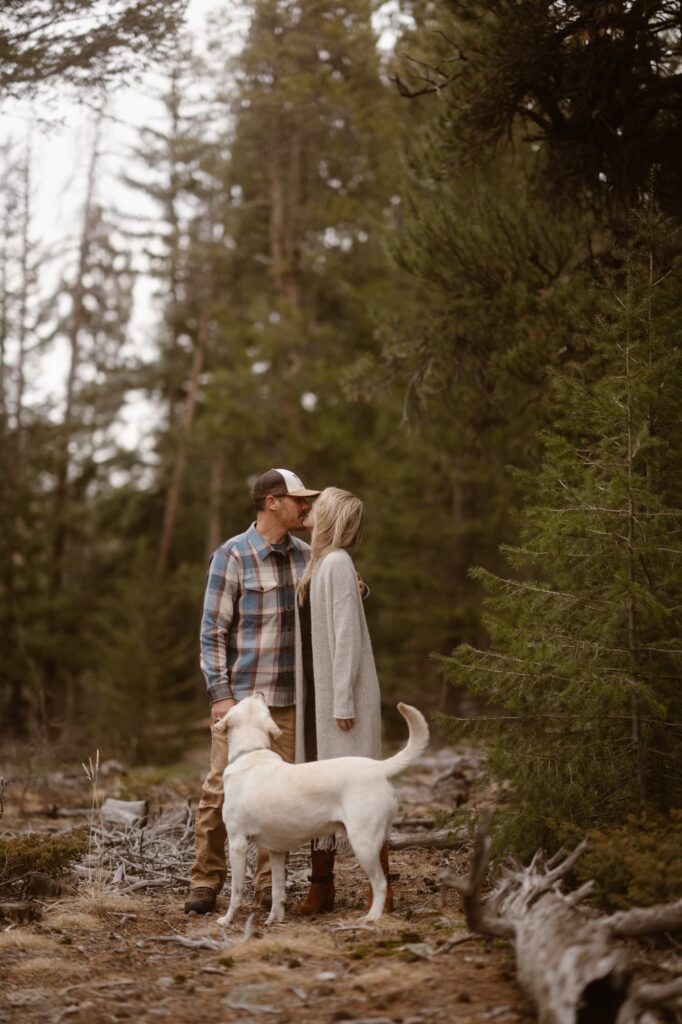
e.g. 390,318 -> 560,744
267,719 -> 283,740
253,691 -> 267,703
257,701 -> 282,739
213,704 -> 238,734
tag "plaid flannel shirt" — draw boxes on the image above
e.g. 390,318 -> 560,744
200,523 -> 311,706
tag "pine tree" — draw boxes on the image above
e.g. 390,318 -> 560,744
394,2 -> 682,226
1,1 -> 187,100
0,134 -> 45,735
441,210 -> 682,852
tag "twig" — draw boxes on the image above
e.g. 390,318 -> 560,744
146,934 -> 230,950
441,809 -> 515,939
435,932 -> 480,953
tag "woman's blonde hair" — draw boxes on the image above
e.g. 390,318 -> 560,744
297,487 -> 364,603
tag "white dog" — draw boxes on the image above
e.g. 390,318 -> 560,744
214,693 -> 429,926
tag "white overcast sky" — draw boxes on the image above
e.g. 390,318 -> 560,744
0,1 -> 404,447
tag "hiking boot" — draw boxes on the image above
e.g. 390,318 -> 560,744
294,845 -> 335,916
184,886 -> 217,915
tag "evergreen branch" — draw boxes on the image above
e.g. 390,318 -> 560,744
545,635 -> 682,657
543,507 -> 680,517
477,575 -> 579,600
447,715 -> 682,729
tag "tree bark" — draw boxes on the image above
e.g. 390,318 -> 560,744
51,127 -> 100,595
285,106 -> 305,311
156,307 -> 208,578
442,812 -> 682,1024
205,449 -> 225,560
268,111 -> 288,300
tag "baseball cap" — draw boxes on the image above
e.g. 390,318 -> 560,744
252,468 -> 320,501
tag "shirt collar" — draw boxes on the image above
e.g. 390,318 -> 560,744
247,522 -> 295,560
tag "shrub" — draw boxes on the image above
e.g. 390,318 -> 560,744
0,828 -> 88,890
568,811 -> 682,910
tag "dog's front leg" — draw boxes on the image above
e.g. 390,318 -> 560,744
265,850 -> 286,924
216,832 -> 248,928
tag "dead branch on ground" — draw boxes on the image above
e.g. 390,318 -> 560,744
442,810 -> 682,1023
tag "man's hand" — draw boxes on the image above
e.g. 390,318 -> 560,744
211,697 -> 237,725
357,573 -> 368,599
336,717 -> 355,731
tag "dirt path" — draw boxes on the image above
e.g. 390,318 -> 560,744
1,751 -> 533,1024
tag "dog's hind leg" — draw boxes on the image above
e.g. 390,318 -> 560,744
348,832 -> 387,923
217,832 -> 248,928
265,851 -> 286,925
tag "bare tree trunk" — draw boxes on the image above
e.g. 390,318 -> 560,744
1,138 -> 36,736
41,122 -> 101,730
267,104 -> 307,448
164,72 -> 184,427
156,307 -> 209,578
14,139 -> 31,444
205,449 -> 225,560
0,142 -> 12,441
285,106 -> 305,311
51,126 -> 100,595
268,111 -> 288,301
623,268 -> 645,804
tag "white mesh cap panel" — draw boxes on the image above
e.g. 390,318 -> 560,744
274,468 -> 305,493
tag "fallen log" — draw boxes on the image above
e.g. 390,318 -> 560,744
442,809 -> 682,1024
389,827 -> 468,851
0,900 -> 43,924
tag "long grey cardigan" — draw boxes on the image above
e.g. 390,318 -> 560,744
294,548 -> 382,763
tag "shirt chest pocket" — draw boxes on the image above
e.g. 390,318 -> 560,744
242,574 -> 279,621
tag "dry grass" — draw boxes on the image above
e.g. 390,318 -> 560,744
225,927 -> 338,964
45,910 -> 102,933
7,954 -> 88,984
68,890 -> 139,917
217,959 -> 303,988
0,931 -> 58,954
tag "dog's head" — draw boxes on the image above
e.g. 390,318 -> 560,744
213,692 -> 282,743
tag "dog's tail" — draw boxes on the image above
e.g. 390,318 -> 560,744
381,703 -> 429,778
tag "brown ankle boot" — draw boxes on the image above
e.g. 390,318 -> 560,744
295,844 -> 335,915
366,841 -> 394,913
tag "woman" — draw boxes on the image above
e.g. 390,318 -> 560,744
293,486 -> 393,915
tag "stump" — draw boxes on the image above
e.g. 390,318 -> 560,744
100,798 -> 148,827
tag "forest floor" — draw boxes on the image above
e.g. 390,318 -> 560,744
1,739 -> 533,1024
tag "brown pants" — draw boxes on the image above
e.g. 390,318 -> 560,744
189,704 -> 296,894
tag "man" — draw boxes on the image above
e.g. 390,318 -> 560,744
184,467 -> 319,915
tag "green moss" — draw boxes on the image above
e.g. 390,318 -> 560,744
349,944 -> 374,960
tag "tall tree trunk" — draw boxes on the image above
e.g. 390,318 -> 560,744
42,123 -> 100,731
268,111 -> 289,301
1,139 -> 35,736
624,264 -> 644,804
0,143 -> 11,441
51,127 -> 99,594
285,106 -> 305,311
165,73 -> 184,427
156,306 -> 209,578
14,139 -> 30,444
205,449 -> 225,559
